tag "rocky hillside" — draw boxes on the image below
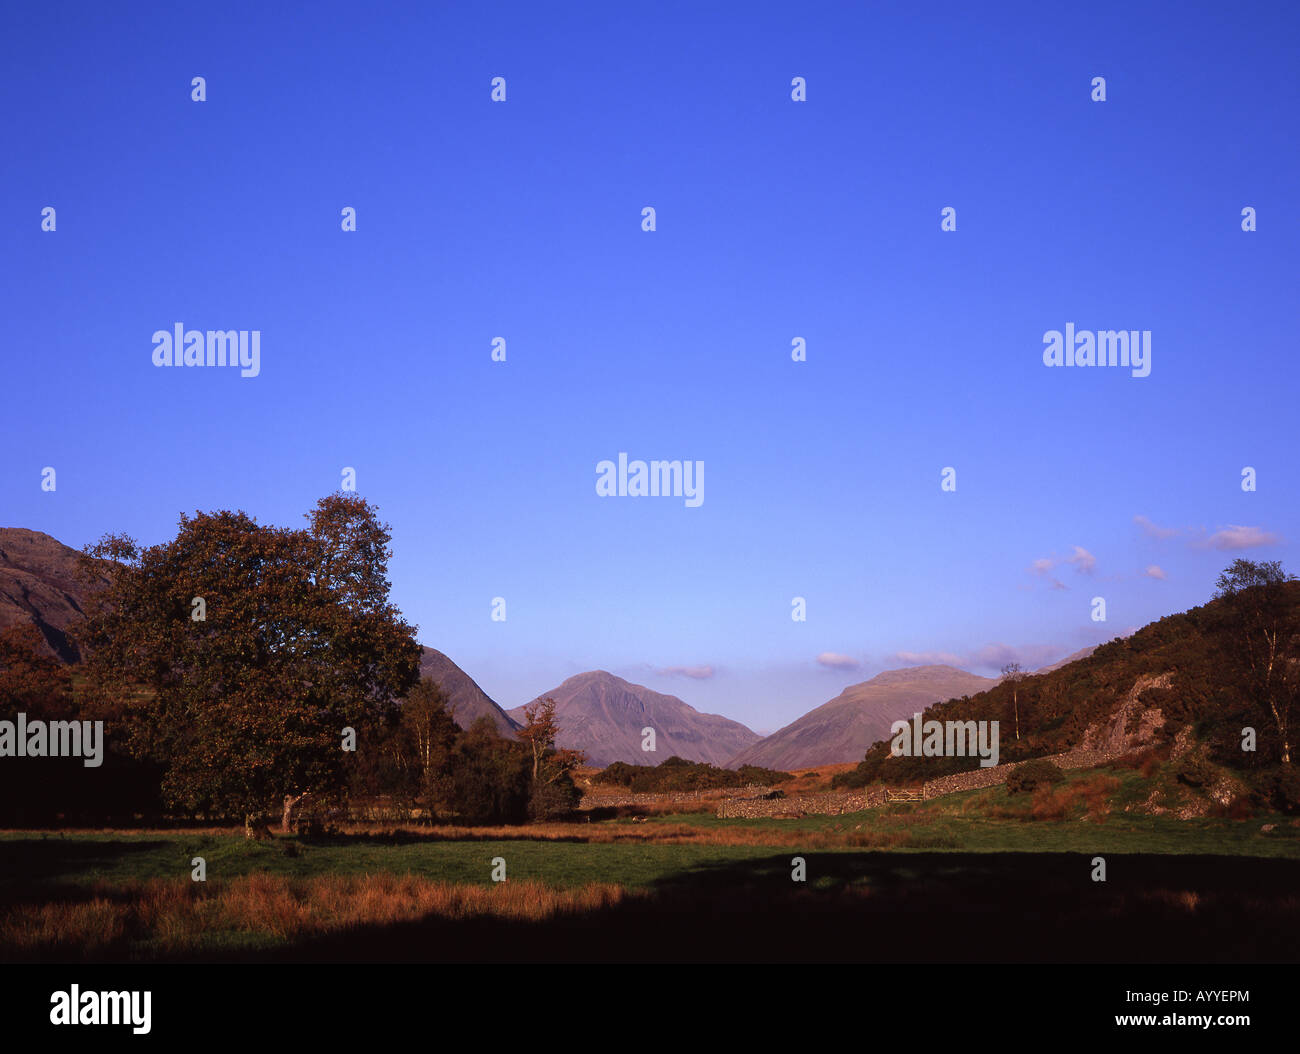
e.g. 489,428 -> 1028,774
419,647 -> 519,734
834,580 -> 1300,790
0,528 -> 108,662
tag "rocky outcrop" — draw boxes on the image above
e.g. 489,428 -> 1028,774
1080,672 -> 1171,753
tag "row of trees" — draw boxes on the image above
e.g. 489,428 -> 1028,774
349,684 -> 583,824
596,756 -> 792,793
0,494 -> 581,831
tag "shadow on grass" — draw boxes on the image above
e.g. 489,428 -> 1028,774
0,838 -> 172,888
298,829 -> 593,847
231,851 -> 1300,964
6,844 -> 1300,963
0,837 -> 175,918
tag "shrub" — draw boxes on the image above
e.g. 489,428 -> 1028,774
447,719 -> 531,824
1253,766 -> 1300,815
1006,759 -> 1065,795
528,775 -> 581,821
1174,754 -> 1216,788
592,758 -> 791,793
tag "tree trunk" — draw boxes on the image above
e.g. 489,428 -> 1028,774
244,814 -> 272,840
282,792 -> 309,833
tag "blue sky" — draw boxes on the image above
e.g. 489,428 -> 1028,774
3,1 -> 1297,733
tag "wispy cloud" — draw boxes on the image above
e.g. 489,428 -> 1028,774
893,649 -> 964,667
1144,564 -> 1168,580
1134,514 -> 1179,540
1029,545 -> 1096,587
657,664 -> 715,680
816,652 -> 861,671
967,642 -> 1064,670
1065,546 -> 1096,574
1201,525 -> 1279,551
891,642 -> 1063,674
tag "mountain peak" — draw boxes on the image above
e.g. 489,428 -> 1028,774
507,670 -> 757,767
729,665 -> 996,770
863,664 -> 977,686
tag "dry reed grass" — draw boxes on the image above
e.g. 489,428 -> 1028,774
1,873 -> 628,959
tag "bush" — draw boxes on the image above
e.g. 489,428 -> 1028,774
1253,766 -> 1300,815
1174,754 -> 1216,788
528,775 -> 581,821
447,719 -> 531,824
592,758 -> 791,793
1007,759 -> 1065,795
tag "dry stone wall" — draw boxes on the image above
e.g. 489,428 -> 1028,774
918,747 -> 1125,798
716,788 -> 886,818
578,785 -> 774,810
710,747 -> 1136,818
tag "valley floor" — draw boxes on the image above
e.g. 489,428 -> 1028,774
3,779 -> 1298,963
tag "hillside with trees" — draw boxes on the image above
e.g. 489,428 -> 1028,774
833,560 -> 1299,814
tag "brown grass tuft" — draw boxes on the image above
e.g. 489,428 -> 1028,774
0,874 -> 629,959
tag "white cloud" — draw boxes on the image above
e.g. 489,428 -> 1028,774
1030,545 -> 1095,586
1065,546 -> 1096,574
658,664 -> 715,680
1203,525 -> 1279,552
892,642 -> 1065,674
893,650 -> 965,666
1134,514 -> 1178,540
1144,564 -> 1168,580
816,652 -> 861,671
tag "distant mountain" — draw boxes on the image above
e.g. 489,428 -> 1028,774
507,670 -> 760,767
0,528 -> 108,662
727,665 -> 997,770
1037,646 -> 1098,673
419,647 -> 519,735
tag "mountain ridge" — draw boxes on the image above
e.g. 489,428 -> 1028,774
0,527 -> 108,663
726,664 -> 997,770
507,669 -> 759,767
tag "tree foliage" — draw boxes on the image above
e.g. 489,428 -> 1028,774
595,756 -> 792,793
77,494 -> 421,828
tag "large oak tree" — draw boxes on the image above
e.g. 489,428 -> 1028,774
77,494 -> 421,833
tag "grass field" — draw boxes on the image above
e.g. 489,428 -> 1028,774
3,771 -> 1298,963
